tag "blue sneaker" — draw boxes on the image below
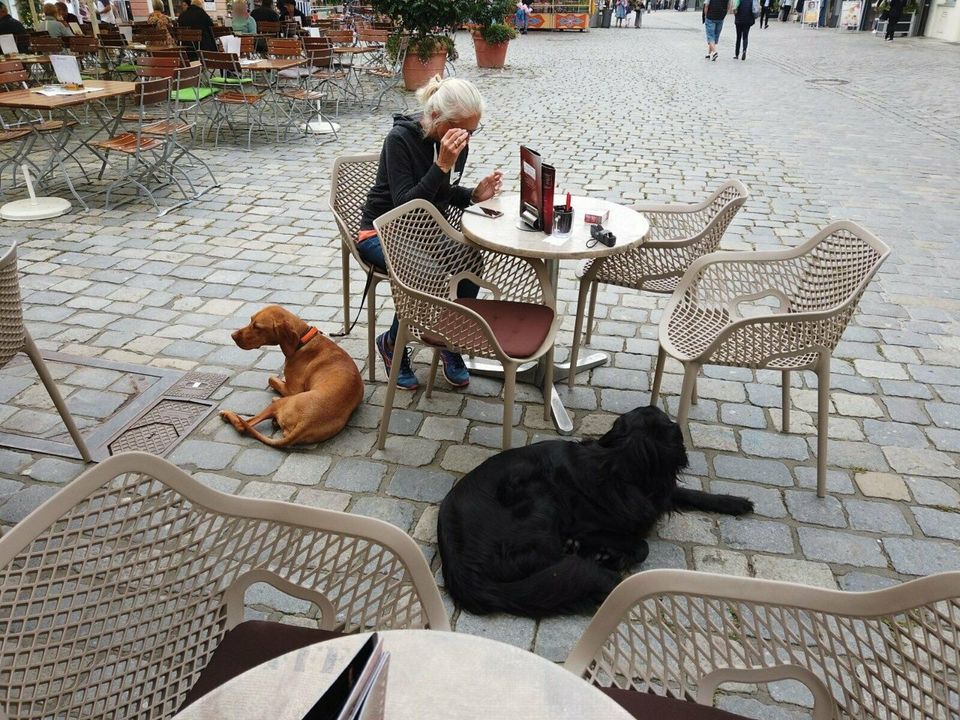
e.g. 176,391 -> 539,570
440,350 -> 470,388
376,332 -> 418,390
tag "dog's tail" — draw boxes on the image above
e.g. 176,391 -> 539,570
235,416 -> 292,448
442,553 -> 621,618
672,486 -> 753,516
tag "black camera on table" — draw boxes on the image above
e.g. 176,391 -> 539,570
590,223 -> 616,247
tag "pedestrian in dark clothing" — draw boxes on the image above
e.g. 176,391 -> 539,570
885,0 -> 905,39
759,0 -> 772,26
779,0 -> 791,20
279,0 -> 310,26
734,0 -> 756,58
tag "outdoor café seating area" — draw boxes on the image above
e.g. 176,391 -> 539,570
0,9 -> 958,720
0,12 -> 405,216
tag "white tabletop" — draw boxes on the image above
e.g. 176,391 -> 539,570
461,193 -> 649,260
172,630 -> 632,720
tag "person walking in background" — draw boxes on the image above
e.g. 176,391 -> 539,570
514,1 -> 529,33
759,0 -> 772,26
779,0 -> 791,20
614,0 -> 627,26
734,0 -> 757,58
703,0 -> 729,60
634,0 -> 644,26
885,0 -> 905,39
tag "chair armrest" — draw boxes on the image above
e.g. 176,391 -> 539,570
697,665 -> 836,720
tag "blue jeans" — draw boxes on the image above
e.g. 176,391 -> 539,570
357,234 -> 480,344
705,17 -> 724,43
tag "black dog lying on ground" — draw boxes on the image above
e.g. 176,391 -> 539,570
437,406 -> 753,618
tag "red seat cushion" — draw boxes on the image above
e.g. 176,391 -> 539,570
179,620 -> 345,710
421,298 -> 554,359
600,687 -> 749,719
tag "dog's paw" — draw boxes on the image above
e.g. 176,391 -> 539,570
563,538 -> 581,554
219,411 -> 244,433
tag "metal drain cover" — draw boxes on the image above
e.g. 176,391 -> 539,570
169,372 -> 229,399
107,398 -> 216,457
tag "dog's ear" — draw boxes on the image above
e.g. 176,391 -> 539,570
275,320 -> 301,357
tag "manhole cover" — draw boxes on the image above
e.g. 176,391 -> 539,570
107,398 -> 216,457
0,353 -> 226,461
806,78 -> 850,86
170,372 -> 229,399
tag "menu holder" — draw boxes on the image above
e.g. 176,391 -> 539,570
302,633 -> 389,720
220,33 -> 241,56
50,54 -> 83,87
0,34 -> 19,56
69,21 -> 83,34
519,144 -> 542,230
541,163 -> 556,235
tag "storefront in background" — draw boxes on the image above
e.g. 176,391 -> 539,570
923,0 -> 960,40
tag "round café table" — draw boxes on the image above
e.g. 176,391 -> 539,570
460,193 -> 649,433
172,630 -> 633,720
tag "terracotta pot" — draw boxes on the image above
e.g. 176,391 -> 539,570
472,33 -> 510,69
401,48 -> 448,91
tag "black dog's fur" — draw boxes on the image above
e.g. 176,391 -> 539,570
437,406 -> 753,618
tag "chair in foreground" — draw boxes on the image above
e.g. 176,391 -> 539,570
373,200 -> 558,450
568,180 -> 749,389
653,221 -> 890,497
0,243 -> 91,461
565,569 -> 960,719
0,451 -> 448,719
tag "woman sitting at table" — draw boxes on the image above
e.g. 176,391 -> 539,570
178,0 -> 217,55
231,0 -> 256,34
38,3 -> 73,36
358,76 -> 503,391
146,0 -> 174,42
55,2 -> 78,24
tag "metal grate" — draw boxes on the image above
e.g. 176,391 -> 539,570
168,372 -> 228,399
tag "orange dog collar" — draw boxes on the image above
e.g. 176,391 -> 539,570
297,326 -> 319,351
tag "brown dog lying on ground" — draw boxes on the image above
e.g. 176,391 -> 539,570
220,305 -> 364,447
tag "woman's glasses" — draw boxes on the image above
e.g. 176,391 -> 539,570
466,122 -> 483,137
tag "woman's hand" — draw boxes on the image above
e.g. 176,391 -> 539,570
471,170 -> 503,203
437,128 -> 470,173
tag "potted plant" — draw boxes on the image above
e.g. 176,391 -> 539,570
465,0 -> 517,69
372,0 -> 466,90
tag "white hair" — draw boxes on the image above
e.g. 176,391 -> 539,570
416,76 -> 485,134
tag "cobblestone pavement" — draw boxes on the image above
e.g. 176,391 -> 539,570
2,12 -> 959,716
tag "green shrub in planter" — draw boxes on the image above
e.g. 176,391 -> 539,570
373,0 -> 467,61
479,21 -> 517,44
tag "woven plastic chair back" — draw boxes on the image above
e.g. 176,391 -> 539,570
330,154 -> 379,246
0,452 -> 448,720
566,569 -> 960,720
668,221 -> 889,368
0,244 -> 25,368
592,180 -> 749,294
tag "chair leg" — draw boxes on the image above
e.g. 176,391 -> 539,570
24,333 -> 92,462
377,322 -> 408,450
543,346 -> 555,422
816,355 -> 831,498
426,350 -> 440,398
650,345 -> 666,407
567,277 -> 592,389
691,374 -> 698,405
782,370 -> 791,433
676,362 -> 699,443
341,243 -> 351,334
366,279 -> 377,383
502,362 -> 517,450
585,281 -> 599,344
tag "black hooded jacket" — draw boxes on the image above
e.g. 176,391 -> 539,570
359,113 -> 475,232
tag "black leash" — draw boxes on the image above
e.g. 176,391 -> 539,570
330,267 -> 375,338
